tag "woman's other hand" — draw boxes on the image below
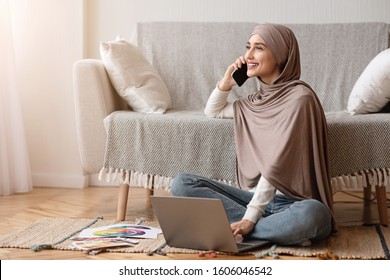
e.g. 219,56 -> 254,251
231,219 -> 255,236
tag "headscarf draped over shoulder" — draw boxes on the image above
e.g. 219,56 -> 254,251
233,23 -> 334,219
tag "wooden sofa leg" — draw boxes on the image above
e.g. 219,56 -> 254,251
117,183 -> 130,221
362,185 -> 373,225
375,185 -> 388,226
363,185 -> 372,206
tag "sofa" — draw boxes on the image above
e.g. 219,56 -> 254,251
73,22 -> 390,224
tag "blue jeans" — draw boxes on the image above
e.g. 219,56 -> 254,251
171,172 -> 332,246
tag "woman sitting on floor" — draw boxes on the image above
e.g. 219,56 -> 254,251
171,23 -> 336,246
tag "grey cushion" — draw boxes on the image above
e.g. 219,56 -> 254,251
137,22 -> 389,112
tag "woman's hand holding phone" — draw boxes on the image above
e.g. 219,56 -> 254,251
232,63 -> 249,87
218,56 -> 248,91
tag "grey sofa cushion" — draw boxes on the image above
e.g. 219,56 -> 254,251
292,22 -> 389,112
136,22 -> 389,112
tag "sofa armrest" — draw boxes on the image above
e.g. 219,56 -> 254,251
73,59 -> 127,173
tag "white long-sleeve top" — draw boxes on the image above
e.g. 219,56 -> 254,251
204,85 -> 281,223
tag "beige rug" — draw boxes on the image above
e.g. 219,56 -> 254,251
0,217 -> 389,259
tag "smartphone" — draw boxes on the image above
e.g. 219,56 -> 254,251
231,63 -> 249,87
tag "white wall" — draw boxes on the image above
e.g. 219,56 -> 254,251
10,0 -> 87,188
9,0 -> 390,188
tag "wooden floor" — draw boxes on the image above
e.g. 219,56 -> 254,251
0,186 -> 388,260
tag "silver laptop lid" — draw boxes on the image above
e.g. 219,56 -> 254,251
151,196 -> 240,253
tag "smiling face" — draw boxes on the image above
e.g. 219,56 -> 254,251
245,34 -> 281,85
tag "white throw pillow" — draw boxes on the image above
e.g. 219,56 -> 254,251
100,39 -> 171,114
347,48 -> 390,115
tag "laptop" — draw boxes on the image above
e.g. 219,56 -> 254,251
150,196 -> 271,253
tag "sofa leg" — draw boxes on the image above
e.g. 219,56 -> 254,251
363,185 -> 372,206
117,183 -> 130,221
375,185 -> 388,226
363,185 -> 373,225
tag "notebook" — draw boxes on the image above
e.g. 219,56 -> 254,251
150,196 -> 271,253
